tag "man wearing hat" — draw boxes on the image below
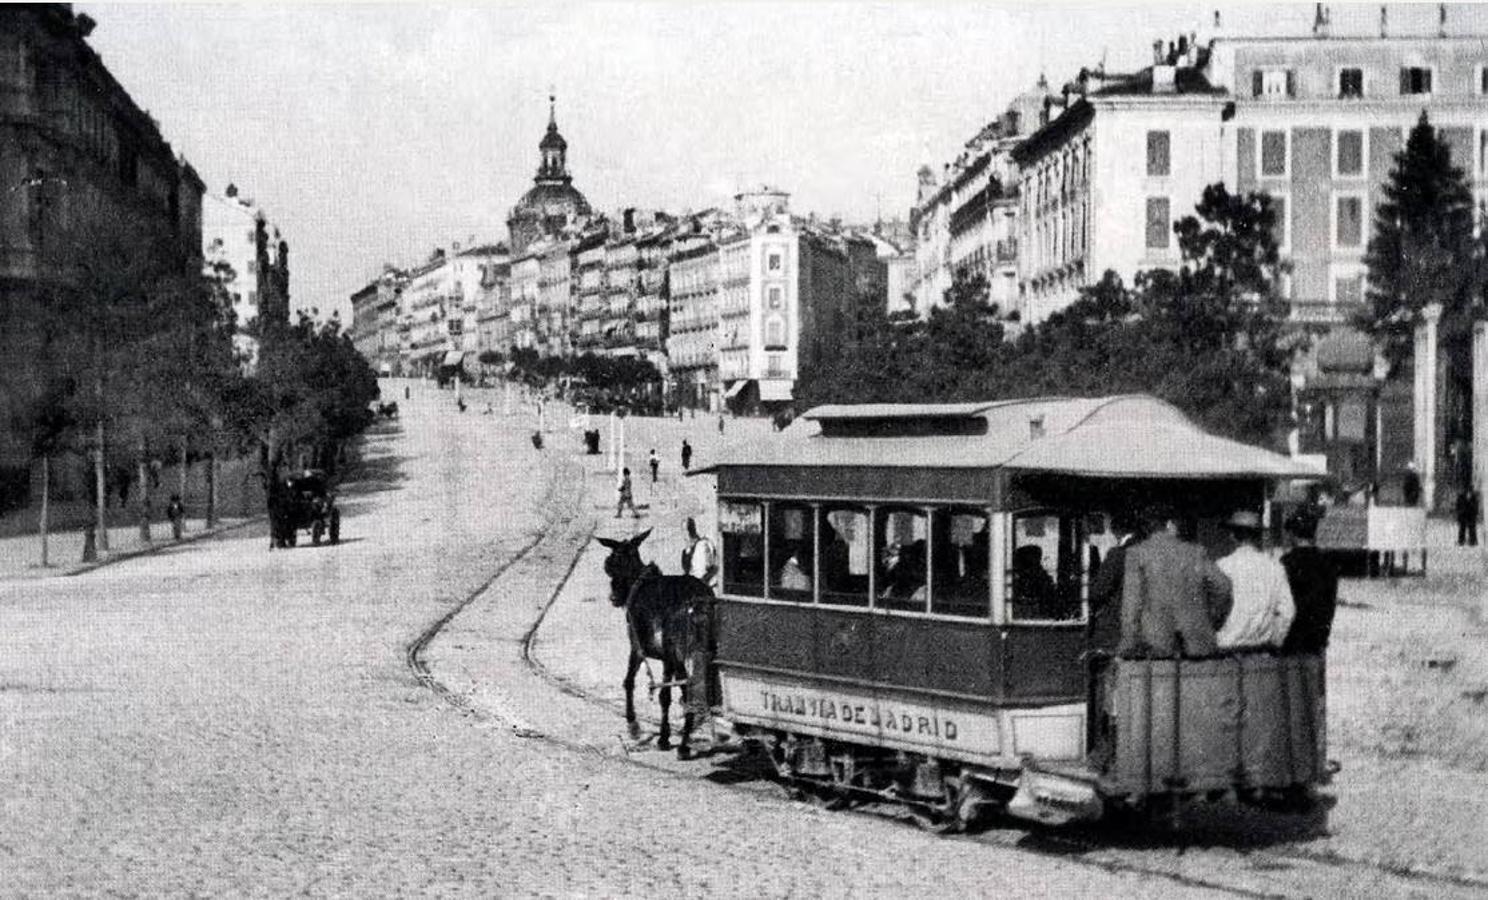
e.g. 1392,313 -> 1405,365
1215,509 -> 1295,650
1280,509 -> 1338,654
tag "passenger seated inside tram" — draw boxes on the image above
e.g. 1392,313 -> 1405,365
821,521 -> 852,591
776,550 -> 812,593
878,539 -> 927,601
1010,544 -> 1058,619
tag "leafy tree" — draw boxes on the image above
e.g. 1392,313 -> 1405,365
1362,111 -> 1479,365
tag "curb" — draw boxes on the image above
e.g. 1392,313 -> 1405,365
59,516 -> 263,578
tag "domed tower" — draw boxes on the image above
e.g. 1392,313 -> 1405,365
507,95 -> 592,256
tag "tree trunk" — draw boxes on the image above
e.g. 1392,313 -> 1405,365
137,450 -> 151,544
95,422 -> 109,553
206,449 -> 218,527
38,455 -> 50,568
179,437 -> 188,514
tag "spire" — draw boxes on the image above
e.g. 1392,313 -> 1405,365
537,90 -> 570,182
548,90 -> 556,130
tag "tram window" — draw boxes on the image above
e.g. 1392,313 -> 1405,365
768,503 -> 815,602
720,500 -> 765,597
874,508 -> 928,611
930,509 -> 990,618
819,506 -> 870,607
1007,511 -> 1087,622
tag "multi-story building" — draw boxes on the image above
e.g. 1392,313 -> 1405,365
0,5 -> 205,505
507,247 -> 541,353
448,243 -> 505,361
202,184 -> 290,368
911,83 -> 1047,317
634,224 -> 672,369
571,227 -> 609,355
401,251 -> 460,375
665,225 -> 722,410
475,260 -> 510,366
1013,49 -> 1227,324
349,266 -> 405,375
602,234 -> 638,355
535,239 -> 572,358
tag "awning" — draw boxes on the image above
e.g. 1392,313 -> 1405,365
441,350 -> 465,367
758,379 -> 794,402
724,380 -> 749,399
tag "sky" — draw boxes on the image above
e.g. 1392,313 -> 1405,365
78,2 -> 1485,323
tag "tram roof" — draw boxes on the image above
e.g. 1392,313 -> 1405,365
719,395 -> 1323,481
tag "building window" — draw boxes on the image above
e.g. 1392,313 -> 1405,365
1146,130 -> 1171,177
1252,68 -> 1294,98
767,285 -> 783,309
1338,67 -> 1364,98
764,316 -> 786,349
1260,130 -> 1289,178
1270,194 -> 1289,252
246,290 -> 257,306
1400,66 -> 1433,95
1480,65 -> 1488,95
1336,129 -> 1365,178
1333,272 -> 1364,306
1145,197 -> 1171,249
1334,194 -> 1364,249
767,251 -> 782,272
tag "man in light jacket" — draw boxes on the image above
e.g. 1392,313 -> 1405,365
1215,509 -> 1295,650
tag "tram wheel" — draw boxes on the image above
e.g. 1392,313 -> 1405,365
907,803 -> 964,834
799,780 -> 850,811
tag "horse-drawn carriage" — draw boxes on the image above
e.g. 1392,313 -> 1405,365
269,469 -> 341,548
603,395 -> 1332,831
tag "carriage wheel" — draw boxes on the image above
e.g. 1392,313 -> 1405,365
312,521 -> 324,545
329,511 -> 341,545
800,780 -> 850,811
907,775 -> 972,834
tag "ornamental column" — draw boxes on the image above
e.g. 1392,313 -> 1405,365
1474,320 -> 1488,505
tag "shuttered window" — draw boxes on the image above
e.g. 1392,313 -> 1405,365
1146,130 -> 1171,176
1260,130 -> 1288,177
1400,67 -> 1433,95
1339,67 -> 1364,98
1335,196 -> 1364,248
1145,197 -> 1170,249
1337,130 -> 1364,177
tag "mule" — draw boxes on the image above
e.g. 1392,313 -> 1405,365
598,528 -> 714,759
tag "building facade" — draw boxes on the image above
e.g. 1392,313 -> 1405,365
0,5 -> 205,506
202,184 -> 290,369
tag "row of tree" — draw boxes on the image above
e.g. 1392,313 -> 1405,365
24,218 -> 378,560
800,113 -> 1485,456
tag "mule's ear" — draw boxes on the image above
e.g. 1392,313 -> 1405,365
630,528 -> 653,547
595,536 -> 622,550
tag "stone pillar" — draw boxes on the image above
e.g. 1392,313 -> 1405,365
1474,321 -> 1488,501
1413,304 -> 1442,507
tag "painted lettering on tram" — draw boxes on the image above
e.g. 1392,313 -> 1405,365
757,689 -> 960,741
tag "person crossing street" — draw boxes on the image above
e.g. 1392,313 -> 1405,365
615,468 -> 639,519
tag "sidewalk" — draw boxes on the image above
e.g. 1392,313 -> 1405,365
0,515 -> 255,581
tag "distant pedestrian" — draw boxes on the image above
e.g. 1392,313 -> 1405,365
1457,485 -> 1481,547
615,468 -> 639,518
166,494 -> 186,540
1402,461 -> 1422,506
681,439 -> 693,472
648,449 -> 660,483
404,385 -> 410,400
457,397 -> 467,413
718,415 -> 725,435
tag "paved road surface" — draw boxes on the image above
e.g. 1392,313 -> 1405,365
2,386 -> 1190,897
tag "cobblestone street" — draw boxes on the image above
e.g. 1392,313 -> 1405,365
2,384 -> 1200,897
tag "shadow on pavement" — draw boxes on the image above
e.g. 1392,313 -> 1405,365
1014,793 -> 1336,853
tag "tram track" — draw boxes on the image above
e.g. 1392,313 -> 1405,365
408,457 -> 1488,899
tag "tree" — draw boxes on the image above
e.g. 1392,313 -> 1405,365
795,184 -> 1294,447
1362,112 -> 1479,365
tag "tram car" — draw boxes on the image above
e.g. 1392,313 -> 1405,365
697,395 -> 1329,830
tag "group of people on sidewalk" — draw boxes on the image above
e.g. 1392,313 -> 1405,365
1088,504 -> 1338,661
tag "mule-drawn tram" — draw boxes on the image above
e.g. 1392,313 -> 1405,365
693,395 -> 1330,830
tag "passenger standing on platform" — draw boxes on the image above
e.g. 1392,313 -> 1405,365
682,517 -> 718,588
681,439 -> 693,472
1214,510 -> 1294,651
1118,510 -> 1233,658
1280,510 -> 1339,654
615,468 -> 639,519
1088,513 -> 1141,653
648,448 -> 660,483
1456,484 -> 1481,547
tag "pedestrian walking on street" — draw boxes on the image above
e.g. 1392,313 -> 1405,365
615,468 -> 639,518
1457,484 -> 1481,547
166,494 -> 186,540
718,414 -> 725,435
648,449 -> 660,483
681,439 -> 693,472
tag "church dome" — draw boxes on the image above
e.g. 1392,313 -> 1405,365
514,180 -> 591,219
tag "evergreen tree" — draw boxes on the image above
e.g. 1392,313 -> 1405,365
1362,111 -> 1479,364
